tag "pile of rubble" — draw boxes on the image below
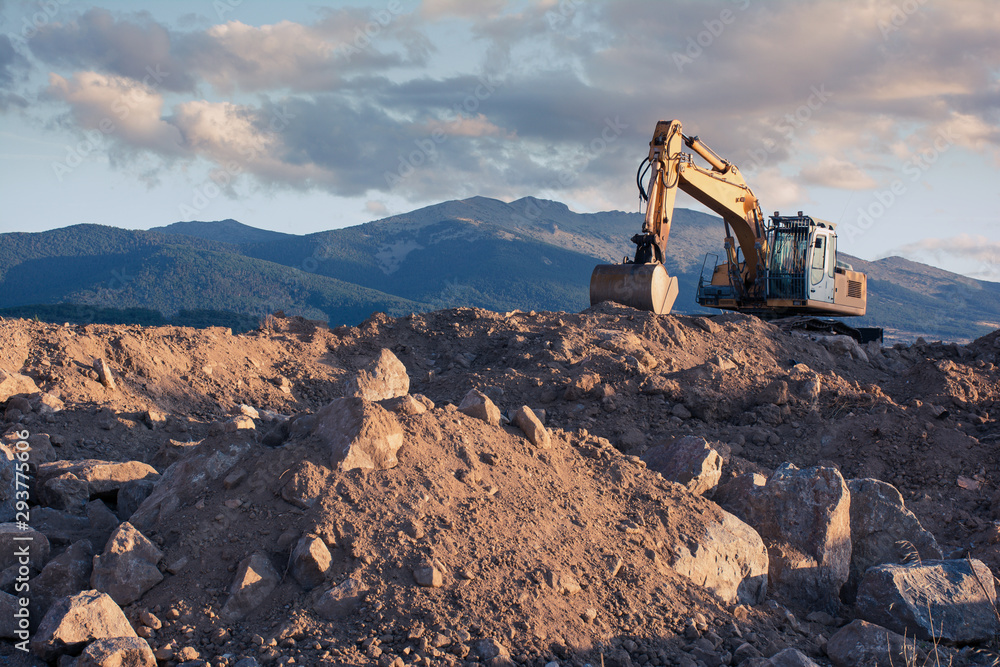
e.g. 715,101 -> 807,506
1,304 -> 1000,666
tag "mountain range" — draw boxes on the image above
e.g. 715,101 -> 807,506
1,196 -> 997,342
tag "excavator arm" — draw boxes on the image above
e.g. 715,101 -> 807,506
638,120 -> 769,300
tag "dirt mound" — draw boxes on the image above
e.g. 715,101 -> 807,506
3,306 -> 1000,666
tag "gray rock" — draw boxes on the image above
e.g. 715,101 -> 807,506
667,508 -> 769,605
130,439 -> 251,531
471,638 -> 510,661
856,559 -> 1000,643
290,534 -> 331,590
0,369 -> 40,402
42,473 -> 90,513
76,636 -> 155,667
0,590 -> 25,639
0,443 -> 17,522
313,397 -> 404,472
345,348 -> 409,401
222,553 -> 280,621
671,403 -> 693,420
92,358 -> 115,389
717,463 -> 850,612
115,480 -> 156,522
0,523 -> 50,571
513,406 -> 550,449
85,501 -> 120,548
826,619 -> 921,667
90,522 -> 163,606
414,563 -> 443,588
30,540 -> 95,621
151,438 -> 200,468
768,648 -> 820,667
458,390 -> 501,427
34,392 -> 65,415
642,435 -> 722,496
31,589 -> 136,662
843,478 -> 942,603
313,577 -> 366,620
37,460 -> 159,499
0,432 -> 58,467
380,394 -> 428,416
30,508 -> 91,546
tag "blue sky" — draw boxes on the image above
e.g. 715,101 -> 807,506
1,0 -> 998,279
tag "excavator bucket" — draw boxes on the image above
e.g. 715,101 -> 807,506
589,263 -> 679,314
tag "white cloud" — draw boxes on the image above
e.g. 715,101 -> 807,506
799,156 -> 878,190
200,20 -> 340,93
22,1 -> 1000,214
886,234 -> 1000,280
47,71 -> 184,154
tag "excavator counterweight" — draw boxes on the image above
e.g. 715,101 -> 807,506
590,119 -> 868,320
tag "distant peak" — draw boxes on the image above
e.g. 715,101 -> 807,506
509,196 -> 570,212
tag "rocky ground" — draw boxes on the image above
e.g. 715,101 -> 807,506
2,304 -> 1000,666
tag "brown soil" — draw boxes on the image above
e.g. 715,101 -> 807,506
2,304 -> 999,666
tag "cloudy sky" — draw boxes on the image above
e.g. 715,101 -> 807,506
1,0 -> 998,279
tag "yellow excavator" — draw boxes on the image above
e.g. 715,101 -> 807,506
590,119 -> 869,324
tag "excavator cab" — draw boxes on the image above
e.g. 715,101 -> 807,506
766,214 -> 837,305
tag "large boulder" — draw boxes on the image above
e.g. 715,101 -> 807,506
458,389 -> 502,427
221,553 -> 280,621
76,636 -> 156,667
856,559 -> 1000,643
41,473 -> 90,512
313,397 -> 404,471
0,523 -> 50,571
513,406 -> 550,449
826,620 -> 922,667
345,348 -> 409,401
642,436 -> 722,496
37,460 -> 159,499
30,540 -> 95,621
667,508 -> 769,605
718,463 -> 851,612
30,502 -> 118,552
844,478 -> 942,603
31,590 -> 136,662
130,438 -> 252,531
0,369 -> 40,402
116,479 -> 157,522
313,577 -> 366,620
290,534 -> 332,590
90,522 -> 163,606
